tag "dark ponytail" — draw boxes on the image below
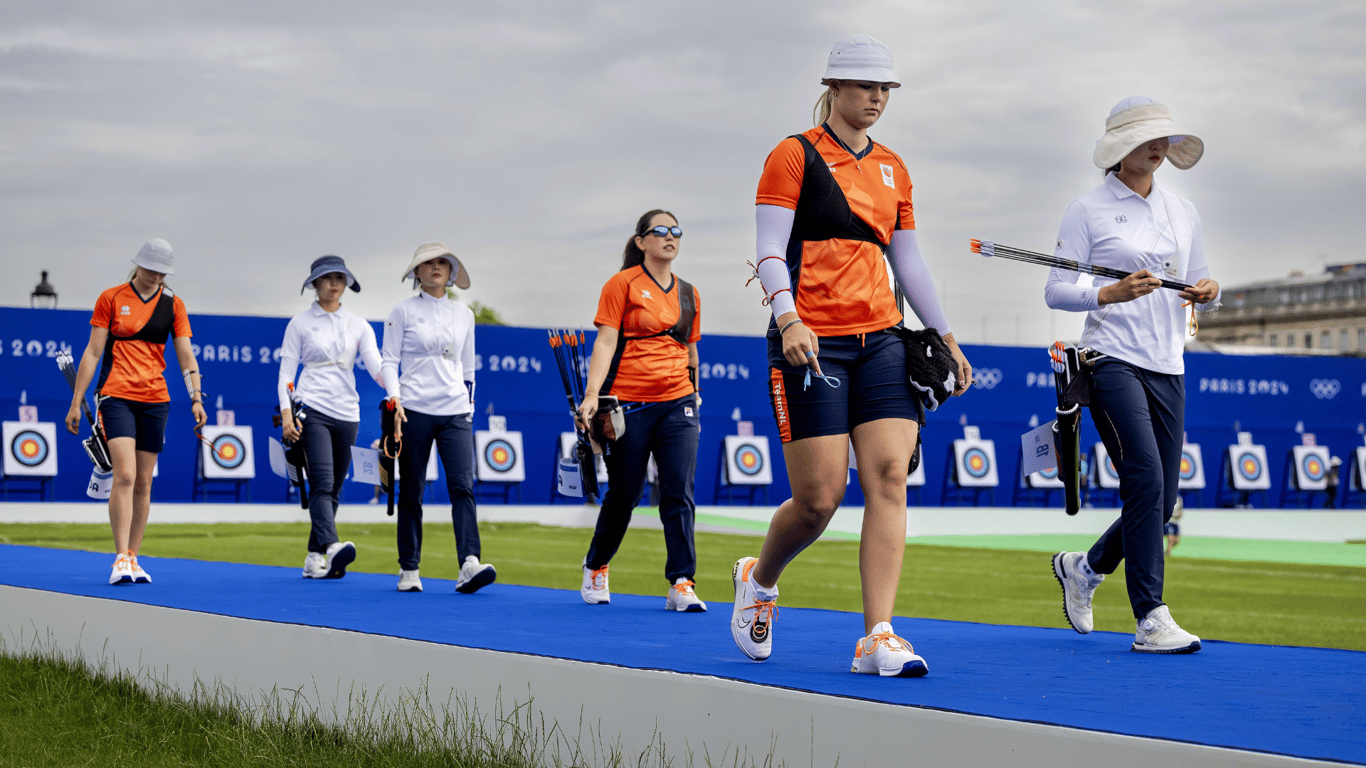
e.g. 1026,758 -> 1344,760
621,209 -> 677,271
1105,162 -> 1121,176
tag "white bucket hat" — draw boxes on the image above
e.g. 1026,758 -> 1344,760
1093,96 -> 1203,170
821,35 -> 900,87
401,242 -> 470,289
131,238 -> 174,275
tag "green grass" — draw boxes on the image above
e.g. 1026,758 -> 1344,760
3,521 -> 1365,651
0,642 -> 712,768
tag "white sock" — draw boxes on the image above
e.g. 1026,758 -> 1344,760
752,581 -> 778,602
1076,554 -> 1098,579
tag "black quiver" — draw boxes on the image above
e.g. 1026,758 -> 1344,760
379,400 -> 400,517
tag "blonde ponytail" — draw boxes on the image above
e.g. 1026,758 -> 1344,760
812,86 -> 836,127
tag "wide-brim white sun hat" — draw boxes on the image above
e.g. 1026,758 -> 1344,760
131,238 -> 174,275
1094,97 -> 1203,170
401,242 -> 470,289
820,34 -> 900,87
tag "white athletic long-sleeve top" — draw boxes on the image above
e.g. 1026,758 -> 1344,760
381,291 -> 476,416
277,303 -> 384,422
1045,173 -> 1220,375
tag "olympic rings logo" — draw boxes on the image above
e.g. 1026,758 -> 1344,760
484,439 -> 517,472
1310,379 -> 1341,399
10,430 -> 48,467
1236,452 -> 1263,481
733,444 -> 764,476
211,435 -> 246,469
973,368 -> 1002,389
963,447 -> 991,478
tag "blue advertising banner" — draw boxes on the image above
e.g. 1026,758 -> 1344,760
1,306 -> 1363,507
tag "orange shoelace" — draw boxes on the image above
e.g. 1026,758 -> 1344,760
128,551 -> 142,571
864,632 -> 912,654
744,599 -> 778,625
113,553 -> 131,568
588,564 -> 609,590
672,579 -> 697,596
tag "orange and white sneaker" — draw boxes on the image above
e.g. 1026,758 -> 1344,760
128,552 -> 152,584
582,561 -> 610,604
665,577 -> 707,612
110,552 -> 134,585
851,622 -> 928,678
730,557 -> 777,661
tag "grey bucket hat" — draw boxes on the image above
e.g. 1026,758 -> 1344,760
301,255 -> 361,294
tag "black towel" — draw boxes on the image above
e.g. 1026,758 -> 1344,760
890,326 -> 957,411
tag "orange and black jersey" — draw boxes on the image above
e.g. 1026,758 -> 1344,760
756,124 -> 915,336
90,282 -> 193,403
593,265 -> 701,403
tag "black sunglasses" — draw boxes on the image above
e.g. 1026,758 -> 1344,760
641,225 -> 682,238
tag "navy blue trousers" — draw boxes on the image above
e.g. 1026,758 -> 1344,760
585,394 -> 700,584
1086,358 -> 1184,619
298,407 -> 358,554
396,410 -> 479,570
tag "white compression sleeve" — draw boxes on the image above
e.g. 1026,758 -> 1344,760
888,229 -> 952,336
755,204 -> 797,319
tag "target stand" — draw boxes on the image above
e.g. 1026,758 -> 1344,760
473,430 -> 524,504
1216,441 -> 1270,509
940,435 -> 998,507
713,435 -> 772,506
1278,444 -> 1331,509
194,426 -> 254,503
1,422 -> 57,501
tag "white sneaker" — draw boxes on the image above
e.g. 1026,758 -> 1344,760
129,553 -> 152,584
730,557 -> 777,661
1133,605 -> 1201,654
109,552 -> 134,585
1052,551 -> 1104,634
581,561 -> 610,604
302,552 -> 328,579
851,622 -> 928,678
322,541 -> 356,579
397,569 -> 423,592
455,555 -> 496,594
665,578 -> 707,612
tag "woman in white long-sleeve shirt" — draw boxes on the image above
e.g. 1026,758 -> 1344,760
382,242 -> 496,595
279,255 -> 384,580
1046,97 -> 1219,655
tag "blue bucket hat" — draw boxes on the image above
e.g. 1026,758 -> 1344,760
301,255 -> 361,295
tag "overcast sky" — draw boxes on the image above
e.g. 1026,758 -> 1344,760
3,0 -> 1363,346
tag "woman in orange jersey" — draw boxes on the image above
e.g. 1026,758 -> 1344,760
576,209 -> 705,611
730,35 -> 972,677
65,239 -> 206,585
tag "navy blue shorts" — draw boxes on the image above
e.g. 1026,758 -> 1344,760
98,397 -> 169,453
767,327 -> 924,443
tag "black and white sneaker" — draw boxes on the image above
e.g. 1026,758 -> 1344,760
322,541 -> 356,579
1133,605 -> 1201,654
1052,551 -> 1103,634
455,556 -> 496,594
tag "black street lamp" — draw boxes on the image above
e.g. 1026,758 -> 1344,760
31,270 -> 57,309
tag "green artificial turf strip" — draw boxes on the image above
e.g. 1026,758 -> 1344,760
3,522 -> 1364,651
909,534 -> 1366,568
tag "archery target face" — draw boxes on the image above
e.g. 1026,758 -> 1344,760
211,435 -> 246,469
724,435 -> 772,485
1291,445 -> 1330,491
475,430 -> 525,482
953,439 -> 998,487
1091,442 -> 1120,489
2,421 -> 58,476
200,426 -> 255,479
1177,444 -> 1205,489
1227,444 -> 1270,490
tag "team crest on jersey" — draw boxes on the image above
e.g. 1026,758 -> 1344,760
879,163 -> 895,188
642,289 -> 652,299
120,305 -> 131,316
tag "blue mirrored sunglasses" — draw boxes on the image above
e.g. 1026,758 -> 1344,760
643,225 -> 682,238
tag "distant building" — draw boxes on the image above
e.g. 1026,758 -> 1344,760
1196,263 -> 1366,355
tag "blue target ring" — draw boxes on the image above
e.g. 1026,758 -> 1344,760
11,430 -> 48,467
1301,454 -> 1326,482
1179,450 -> 1198,481
733,444 -> 764,476
1039,465 -> 1059,480
963,447 -> 991,479
211,435 -> 246,469
1104,456 -> 1119,480
484,439 -> 516,473
1236,452 -> 1263,482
